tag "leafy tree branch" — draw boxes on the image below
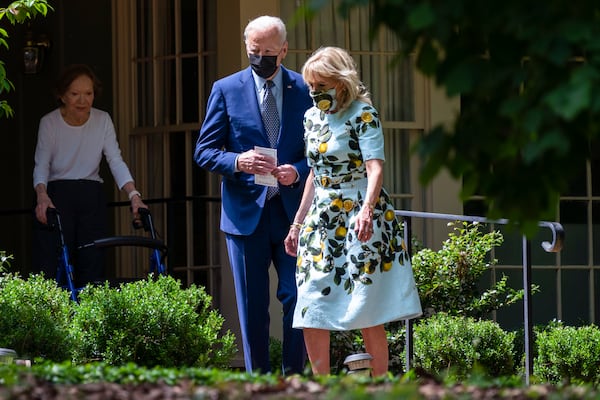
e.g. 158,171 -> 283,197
0,0 -> 53,118
303,0 -> 600,235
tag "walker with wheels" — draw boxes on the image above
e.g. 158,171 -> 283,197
47,207 -> 167,302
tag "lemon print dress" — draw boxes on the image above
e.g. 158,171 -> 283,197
293,100 -> 422,331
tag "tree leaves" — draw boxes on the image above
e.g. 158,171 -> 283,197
543,65 -> 596,120
304,0 -> 600,235
407,3 -> 435,30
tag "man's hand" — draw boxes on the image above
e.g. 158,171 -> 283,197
272,164 -> 298,186
237,150 -> 277,175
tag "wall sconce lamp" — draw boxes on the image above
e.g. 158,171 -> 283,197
23,30 -> 50,74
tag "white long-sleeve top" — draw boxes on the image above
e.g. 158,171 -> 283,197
33,107 -> 134,190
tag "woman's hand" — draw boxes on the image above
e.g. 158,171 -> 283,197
35,193 -> 55,225
130,195 -> 148,218
123,183 -> 148,218
355,159 -> 383,242
354,204 -> 374,242
284,225 -> 301,256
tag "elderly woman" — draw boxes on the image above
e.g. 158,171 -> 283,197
33,64 -> 147,288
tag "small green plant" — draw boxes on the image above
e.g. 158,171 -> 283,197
412,221 -> 531,319
0,273 -> 74,360
0,250 -> 13,272
268,336 -> 282,374
410,313 -> 516,381
534,321 -> 600,385
387,326 -> 406,374
69,275 -> 237,368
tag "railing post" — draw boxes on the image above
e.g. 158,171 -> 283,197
522,236 -> 533,385
405,318 -> 414,372
403,216 -> 414,373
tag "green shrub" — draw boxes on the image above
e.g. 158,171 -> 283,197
410,313 -> 516,380
0,273 -> 74,360
69,275 -> 236,368
534,322 -> 600,385
412,221 -> 531,319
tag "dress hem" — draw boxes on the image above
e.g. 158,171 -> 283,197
292,310 -> 423,331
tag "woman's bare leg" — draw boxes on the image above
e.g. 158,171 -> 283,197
303,328 -> 330,375
361,324 -> 389,377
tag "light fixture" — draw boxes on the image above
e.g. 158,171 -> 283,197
23,30 -> 50,74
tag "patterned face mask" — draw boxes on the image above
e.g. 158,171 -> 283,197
310,88 -> 338,112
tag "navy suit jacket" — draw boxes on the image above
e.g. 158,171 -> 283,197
195,66 -> 312,235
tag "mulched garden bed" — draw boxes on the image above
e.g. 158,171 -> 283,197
0,374 -> 567,399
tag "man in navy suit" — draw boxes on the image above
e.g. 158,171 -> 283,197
194,15 -> 312,374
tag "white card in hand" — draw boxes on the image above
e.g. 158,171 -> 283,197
254,146 -> 278,187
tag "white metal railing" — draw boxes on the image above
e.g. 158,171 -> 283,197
397,210 -> 565,385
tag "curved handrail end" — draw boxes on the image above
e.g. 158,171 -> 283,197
538,221 -> 565,253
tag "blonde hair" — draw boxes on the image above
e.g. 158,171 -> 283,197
244,16 -> 287,46
302,46 -> 371,111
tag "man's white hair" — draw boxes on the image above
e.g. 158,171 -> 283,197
244,15 -> 287,44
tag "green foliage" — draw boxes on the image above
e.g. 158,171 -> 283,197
0,61 -> 16,118
412,221 -> 530,318
411,313 -> 516,381
268,336 -> 283,374
0,250 -> 13,272
0,360 -> 286,387
69,275 -> 236,368
0,0 -> 52,25
0,0 -> 53,118
304,0 -> 600,234
330,222 -> 526,375
534,322 -> 600,385
0,270 -> 236,368
2,359 -> 600,398
0,273 -> 73,360
386,327 -> 406,374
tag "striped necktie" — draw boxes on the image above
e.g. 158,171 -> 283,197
261,80 -> 280,199
261,80 -> 280,147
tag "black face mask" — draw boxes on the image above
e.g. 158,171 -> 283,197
249,54 -> 278,79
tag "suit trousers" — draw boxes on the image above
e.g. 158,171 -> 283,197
225,194 -> 306,374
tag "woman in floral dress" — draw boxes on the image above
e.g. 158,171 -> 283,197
284,47 -> 422,376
